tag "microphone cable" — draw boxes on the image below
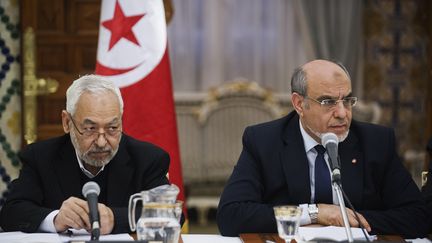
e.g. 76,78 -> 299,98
337,183 -> 371,242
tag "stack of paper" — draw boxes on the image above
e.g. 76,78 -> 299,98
298,226 -> 376,242
0,230 -> 133,243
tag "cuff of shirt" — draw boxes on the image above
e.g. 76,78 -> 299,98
38,210 -> 59,233
299,203 -> 311,225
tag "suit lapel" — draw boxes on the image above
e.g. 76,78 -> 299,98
339,131 -> 363,206
55,135 -> 82,199
106,136 -> 133,205
280,116 -> 311,203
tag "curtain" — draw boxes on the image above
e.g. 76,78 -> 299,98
167,0 -> 308,92
295,0 -> 364,97
167,0 -> 363,96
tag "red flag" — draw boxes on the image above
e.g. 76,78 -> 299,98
95,0 -> 186,208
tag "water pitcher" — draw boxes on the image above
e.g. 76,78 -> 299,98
128,184 -> 181,243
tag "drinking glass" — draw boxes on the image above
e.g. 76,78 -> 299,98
273,205 -> 303,243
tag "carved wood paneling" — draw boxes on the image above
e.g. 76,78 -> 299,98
22,0 -> 101,141
37,44 -> 68,72
75,44 -> 97,73
36,0 -> 64,32
70,0 -> 101,34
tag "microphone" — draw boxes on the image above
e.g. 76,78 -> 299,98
82,181 -> 100,240
321,132 -> 341,183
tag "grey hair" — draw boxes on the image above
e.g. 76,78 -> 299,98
291,67 -> 308,96
66,74 -> 124,115
290,60 -> 351,96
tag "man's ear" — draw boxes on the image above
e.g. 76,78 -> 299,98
61,110 -> 71,133
292,92 -> 306,117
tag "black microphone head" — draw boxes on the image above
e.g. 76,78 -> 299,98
82,181 -> 100,198
321,132 -> 338,147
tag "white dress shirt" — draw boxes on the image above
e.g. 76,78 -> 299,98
298,121 -> 338,225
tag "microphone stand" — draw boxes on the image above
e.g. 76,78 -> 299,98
332,170 -> 354,242
90,222 -> 100,241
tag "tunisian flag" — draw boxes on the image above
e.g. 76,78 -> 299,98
95,0 -> 186,207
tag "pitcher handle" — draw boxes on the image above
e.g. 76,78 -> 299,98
128,193 -> 142,231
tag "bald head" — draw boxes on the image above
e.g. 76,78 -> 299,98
291,59 -> 351,96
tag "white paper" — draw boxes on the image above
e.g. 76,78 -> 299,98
0,230 -> 133,243
299,226 -> 376,242
0,231 -> 62,243
182,234 -> 242,243
58,229 -> 133,242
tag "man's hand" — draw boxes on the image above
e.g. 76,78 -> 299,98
54,197 -> 90,232
98,203 -> 114,234
317,204 -> 371,232
54,197 -> 114,234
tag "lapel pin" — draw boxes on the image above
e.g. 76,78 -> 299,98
352,158 -> 357,164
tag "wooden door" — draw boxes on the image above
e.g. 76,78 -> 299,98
21,0 -> 101,141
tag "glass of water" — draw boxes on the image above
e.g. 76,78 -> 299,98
273,205 -> 303,243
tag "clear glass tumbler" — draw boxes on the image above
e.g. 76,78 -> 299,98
273,205 -> 303,243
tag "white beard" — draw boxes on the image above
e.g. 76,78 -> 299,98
306,124 -> 349,143
69,129 -> 119,167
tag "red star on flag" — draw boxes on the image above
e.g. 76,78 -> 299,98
101,1 -> 145,51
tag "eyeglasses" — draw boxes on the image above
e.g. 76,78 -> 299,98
68,113 -> 122,139
305,96 -> 358,109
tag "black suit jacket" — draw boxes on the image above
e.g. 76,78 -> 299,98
217,111 -> 429,238
422,137 -> 432,233
0,134 -> 170,233
423,171 -> 432,233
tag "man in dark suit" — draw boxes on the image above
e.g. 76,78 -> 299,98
422,138 -> 432,233
217,59 -> 429,238
0,75 -> 170,234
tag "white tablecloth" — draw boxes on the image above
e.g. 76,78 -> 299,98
182,234 -> 241,243
0,231 -> 430,243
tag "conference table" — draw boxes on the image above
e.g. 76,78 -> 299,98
180,233 -> 429,243
0,232 -> 430,243
180,234 -> 429,243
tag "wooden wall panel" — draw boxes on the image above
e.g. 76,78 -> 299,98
70,1 -> 101,34
38,44 -> 69,72
36,0 -> 64,32
75,44 -> 98,73
21,0 -> 101,141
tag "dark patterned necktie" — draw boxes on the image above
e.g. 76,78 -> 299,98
314,145 -> 332,204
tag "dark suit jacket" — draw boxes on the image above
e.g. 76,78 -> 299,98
422,137 -> 432,233
0,133 -> 170,233
423,171 -> 432,233
217,111 -> 429,238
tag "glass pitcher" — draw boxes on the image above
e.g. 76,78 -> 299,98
128,184 -> 181,243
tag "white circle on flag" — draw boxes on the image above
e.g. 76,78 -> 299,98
96,0 -> 167,88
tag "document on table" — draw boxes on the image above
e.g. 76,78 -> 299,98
59,229 -> 133,242
0,232 -> 61,243
0,230 -> 133,243
298,226 -> 376,242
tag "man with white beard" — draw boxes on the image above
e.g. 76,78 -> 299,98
0,75 -> 171,234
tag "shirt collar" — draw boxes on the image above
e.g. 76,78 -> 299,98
75,150 -> 105,179
299,120 -> 320,153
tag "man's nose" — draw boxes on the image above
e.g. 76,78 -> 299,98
333,101 -> 347,118
95,132 -> 108,147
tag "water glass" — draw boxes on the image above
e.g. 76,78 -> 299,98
273,205 -> 303,243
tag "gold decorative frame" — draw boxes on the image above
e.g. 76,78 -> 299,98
23,27 -> 58,144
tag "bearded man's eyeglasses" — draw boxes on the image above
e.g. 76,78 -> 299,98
68,113 -> 122,139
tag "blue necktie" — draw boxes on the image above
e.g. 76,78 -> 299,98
314,145 -> 332,204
